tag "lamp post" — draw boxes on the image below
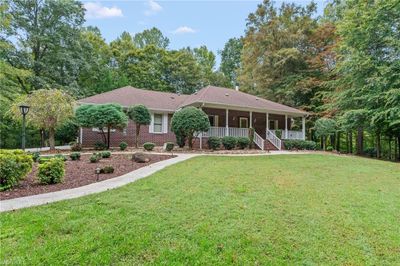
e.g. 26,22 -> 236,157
19,105 -> 30,151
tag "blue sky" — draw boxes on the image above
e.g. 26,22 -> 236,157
82,0 -> 326,66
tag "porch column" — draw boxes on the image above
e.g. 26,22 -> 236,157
225,109 -> 229,136
79,127 -> 83,144
266,113 -> 269,131
199,107 -> 203,149
285,115 -> 288,139
249,111 -> 253,128
302,116 -> 306,140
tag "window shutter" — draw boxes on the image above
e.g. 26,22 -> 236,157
162,114 -> 168,133
149,113 -> 154,133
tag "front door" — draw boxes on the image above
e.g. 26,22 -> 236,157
239,117 -> 248,128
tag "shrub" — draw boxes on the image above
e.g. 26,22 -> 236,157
90,153 -> 101,163
69,152 -> 81,161
100,165 -> 114,174
0,150 -> 33,191
274,129 -> 282,139
237,137 -> 250,149
101,151 -> 111,158
70,142 -> 82,151
143,142 -> 155,151
171,107 -> 210,149
94,141 -> 107,150
37,158 -> 65,184
164,142 -> 174,152
284,140 -> 316,150
222,136 -> 237,150
364,147 -> 377,157
326,146 -> 334,151
208,137 -> 221,150
119,141 -> 128,151
38,154 -> 67,164
29,151 -> 40,162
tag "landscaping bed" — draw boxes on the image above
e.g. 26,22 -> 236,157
0,153 -> 174,200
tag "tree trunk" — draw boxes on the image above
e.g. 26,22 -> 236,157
397,136 -> 400,161
356,127 -> 363,155
320,137 -> 323,150
323,136 -> 326,150
107,126 -> 111,149
376,133 -> 381,158
100,128 -> 107,144
135,123 -> 140,148
336,131 -> 341,152
388,137 -> 392,160
349,131 -> 353,154
188,135 -> 193,149
49,128 -> 56,151
330,134 -> 335,149
40,129 -> 45,148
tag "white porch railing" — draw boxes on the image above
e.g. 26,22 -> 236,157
253,131 -> 264,150
203,127 -> 226,138
204,127 -> 249,138
266,130 -> 282,150
270,130 -> 304,140
228,127 -> 249,138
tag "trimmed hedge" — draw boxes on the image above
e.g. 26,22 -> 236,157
119,141 -> 128,151
284,140 -> 316,150
94,141 -> 107,150
100,165 -> 114,174
0,150 -> 33,191
143,142 -> 155,151
222,136 -> 237,150
237,137 -> 250,149
37,158 -> 65,184
101,151 -> 111,158
208,137 -> 221,150
70,152 -> 81,161
90,153 -> 102,163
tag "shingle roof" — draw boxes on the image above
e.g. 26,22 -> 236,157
78,86 -> 188,111
180,86 -> 307,115
78,85 -> 307,116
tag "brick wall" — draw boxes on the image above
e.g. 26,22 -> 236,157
81,115 -> 176,148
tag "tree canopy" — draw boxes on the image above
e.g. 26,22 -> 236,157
127,105 -> 151,148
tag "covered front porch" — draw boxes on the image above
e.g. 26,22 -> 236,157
199,107 -> 306,150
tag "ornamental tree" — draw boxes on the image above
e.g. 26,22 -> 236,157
127,104 -> 151,148
9,89 -> 74,151
171,107 -> 210,149
75,104 -> 128,149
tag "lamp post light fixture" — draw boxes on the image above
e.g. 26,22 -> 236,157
95,167 -> 101,181
19,105 -> 30,151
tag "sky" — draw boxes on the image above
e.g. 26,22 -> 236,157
82,0 -> 326,66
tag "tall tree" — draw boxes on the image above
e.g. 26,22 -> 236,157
133,27 -> 170,49
3,0 -> 85,95
330,0 -> 400,156
238,0 -> 318,109
219,37 -> 243,87
127,105 -> 151,148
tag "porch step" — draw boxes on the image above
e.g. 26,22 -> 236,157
264,139 -> 280,151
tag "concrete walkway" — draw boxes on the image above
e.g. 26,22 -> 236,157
0,154 -> 196,213
0,151 -> 317,212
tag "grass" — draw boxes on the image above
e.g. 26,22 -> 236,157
0,154 -> 399,265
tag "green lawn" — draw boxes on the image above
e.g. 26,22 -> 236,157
1,155 -> 399,265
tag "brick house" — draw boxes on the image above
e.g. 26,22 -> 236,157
78,86 -> 308,150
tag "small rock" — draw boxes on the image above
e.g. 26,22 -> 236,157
132,152 -> 150,163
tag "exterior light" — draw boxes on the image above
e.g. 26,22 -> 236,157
18,104 -> 30,151
95,167 -> 101,181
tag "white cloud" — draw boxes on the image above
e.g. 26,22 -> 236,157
144,0 -> 162,16
172,26 -> 196,35
84,2 -> 123,19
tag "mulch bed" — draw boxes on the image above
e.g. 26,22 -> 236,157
0,153 -> 175,200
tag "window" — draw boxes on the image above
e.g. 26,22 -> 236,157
239,117 -> 248,128
153,114 -> 163,133
269,120 -> 278,130
208,115 -> 219,127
